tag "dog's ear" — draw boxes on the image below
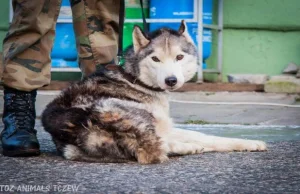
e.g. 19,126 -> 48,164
133,25 -> 150,53
178,20 -> 195,45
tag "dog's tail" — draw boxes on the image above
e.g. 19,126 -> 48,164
41,97 -> 91,145
41,98 -> 136,163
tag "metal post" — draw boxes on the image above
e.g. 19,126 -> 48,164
9,0 -> 13,23
193,0 -> 198,21
197,0 -> 204,83
217,0 -> 224,80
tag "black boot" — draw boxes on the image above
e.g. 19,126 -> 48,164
1,87 -> 40,156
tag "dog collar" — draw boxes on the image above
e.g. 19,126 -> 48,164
106,65 -> 165,92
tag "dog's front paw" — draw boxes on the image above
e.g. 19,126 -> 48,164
63,144 -> 82,160
136,148 -> 168,164
235,140 -> 267,152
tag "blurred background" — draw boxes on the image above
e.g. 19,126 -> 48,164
0,0 -> 300,93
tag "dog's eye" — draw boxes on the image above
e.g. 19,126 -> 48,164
151,56 -> 160,62
176,55 -> 184,61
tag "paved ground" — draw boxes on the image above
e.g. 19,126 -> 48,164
0,91 -> 300,193
1,91 -> 299,125
169,91 -> 300,125
0,122 -> 300,193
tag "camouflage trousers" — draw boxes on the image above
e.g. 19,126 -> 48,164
0,0 -> 121,91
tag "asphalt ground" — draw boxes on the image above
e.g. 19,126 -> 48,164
0,121 -> 300,194
1,91 -> 300,193
1,91 -> 300,125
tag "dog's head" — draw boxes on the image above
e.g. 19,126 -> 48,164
124,20 -> 198,91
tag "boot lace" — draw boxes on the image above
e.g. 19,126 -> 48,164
6,93 -> 36,134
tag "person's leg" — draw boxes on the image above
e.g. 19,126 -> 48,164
1,0 -> 61,91
70,0 -> 120,76
0,0 -> 61,156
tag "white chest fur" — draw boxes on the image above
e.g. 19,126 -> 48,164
146,94 -> 173,136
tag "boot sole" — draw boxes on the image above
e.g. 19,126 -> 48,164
2,149 -> 40,157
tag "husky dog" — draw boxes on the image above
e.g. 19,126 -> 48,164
42,21 -> 266,164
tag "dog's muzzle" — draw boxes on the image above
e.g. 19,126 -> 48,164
165,76 -> 177,87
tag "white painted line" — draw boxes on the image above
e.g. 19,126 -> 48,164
170,100 -> 300,108
37,91 -> 61,95
175,124 -> 300,129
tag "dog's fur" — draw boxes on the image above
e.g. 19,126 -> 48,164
42,21 -> 267,164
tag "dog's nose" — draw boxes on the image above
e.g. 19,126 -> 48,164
165,76 -> 177,87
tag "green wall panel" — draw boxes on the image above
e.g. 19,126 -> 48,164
51,72 -> 81,81
224,0 -> 300,30
205,29 -> 219,82
0,0 -> 9,52
222,29 -> 300,81
0,0 -> 9,30
0,31 -> 7,52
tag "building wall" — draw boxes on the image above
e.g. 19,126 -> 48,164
1,0 -> 300,82
0,1 -> 9,51
207,0 -> 300,81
